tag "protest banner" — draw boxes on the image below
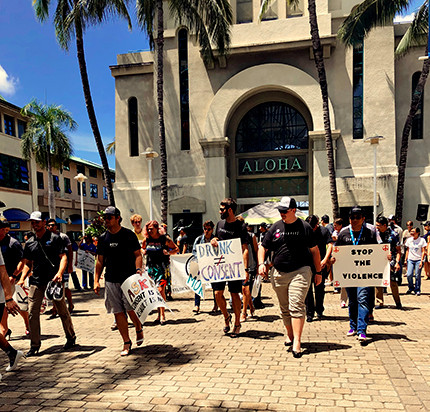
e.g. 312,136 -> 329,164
196,238 -> 246,284
170,253 -> 204,297
76,249 -> 95,274
121,272 -> 169,323
332,244 -> 390,287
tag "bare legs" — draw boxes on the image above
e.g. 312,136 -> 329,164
157,285 -> 166,322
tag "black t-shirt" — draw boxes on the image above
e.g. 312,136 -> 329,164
262,218 -> 317,273
215,219 -> 249,245
23,230 -> 66,287
335,224 -> 378,246
97,227 -> 141,284
314,225 -> 332,259
0,235 -> 23,278
145,235 -> 168,267
179,235 -> 189,253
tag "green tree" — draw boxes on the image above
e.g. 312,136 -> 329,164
259,0 -> 339,218
21,99 -> 76,219
32,0 -> 133,207
338,0 -> 429,224
136,0 -> 232,224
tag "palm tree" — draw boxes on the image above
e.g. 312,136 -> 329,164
338,0 -> 429,224
260,0 -> 340,218
21,99 -> 76,219
136,0 -> 232,224
32,0 -> 133,207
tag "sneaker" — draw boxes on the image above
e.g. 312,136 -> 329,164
357,333 -> 367,342
347,329 -> 356,337
340,301 -> 347,308
6,350 -> 24,372
416,292 -> 421,296
306,316 -> 313,323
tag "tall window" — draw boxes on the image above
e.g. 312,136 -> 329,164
103,186 -> 108,200
90,183 -> 98,198
53,175 -> 60,192
129,97 -> 139,156
353,40 -> 364,139
0,154 -> 29,190
77,181 -> 86,196
37,171 -> 44,189
178,29 -> 190,150
4,115 -> 15,136
17,120 -> 26,138
236,0 -> 253,23
64,177 -> 72,194
76,164 -> 85,174
89,167 -> 97,178
411,71 -> 424,140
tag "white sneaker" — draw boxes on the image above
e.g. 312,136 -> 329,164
6,350 -> 24,372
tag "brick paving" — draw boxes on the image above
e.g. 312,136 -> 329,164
1,274 -> 430,411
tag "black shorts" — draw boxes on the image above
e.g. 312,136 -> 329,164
0,303 -> 4,319
212,280 -> 242,293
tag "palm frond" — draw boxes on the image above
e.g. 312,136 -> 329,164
396,2 -> 428,57
32,0 -> 51,22
136,0 -> 156,49
106,140 -> 116,154
338,0 -> 410,47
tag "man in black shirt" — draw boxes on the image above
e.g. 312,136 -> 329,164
335,206 -> 378,344
19,211 -> 76,356
94,206 -> 144,356
210,198 -> 249,338
258,197 -> 322,358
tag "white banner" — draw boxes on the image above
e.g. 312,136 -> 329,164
76,249 -> 95,274
332,244 -> 390,287
196,238 -> 246,284
121,272 -> 169,323
170,253 -> 204,297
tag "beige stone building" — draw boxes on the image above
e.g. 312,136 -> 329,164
0,99 -> 114,241
111,0 -> 429,229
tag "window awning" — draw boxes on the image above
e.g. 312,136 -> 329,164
70,217 -> 90,225
40,212 -> 67,224
3,208 -> 30,222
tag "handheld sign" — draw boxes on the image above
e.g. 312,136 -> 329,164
76,249 -> 95,274
121,272 -> 169,323
196,238 -> 246,284
13,284 -> 28,311
332,244 -> 390,287
170,253 -> 204,298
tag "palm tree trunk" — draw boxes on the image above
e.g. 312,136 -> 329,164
74,14 -> 115,206
46,152 -> 56,219
308,0 -> 339,219
156,0 -> 168,224
395,58 -> 430,224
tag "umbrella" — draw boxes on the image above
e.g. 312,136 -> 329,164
239,199 -> 307,225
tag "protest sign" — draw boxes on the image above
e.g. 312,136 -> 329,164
170,253 -> 204,297
196,238 -> 246,284
332,244 -> 390,287
76,249 -> 95,274
121,272 -> 169,323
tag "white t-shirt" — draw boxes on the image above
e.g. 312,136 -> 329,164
405,237 -> 427,261
0,249 -> 5,304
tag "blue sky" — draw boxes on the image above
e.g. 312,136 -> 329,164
0,0 -> 424,169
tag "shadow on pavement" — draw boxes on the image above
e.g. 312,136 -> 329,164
301,342 -> 352,354
239,329 -> 283,340
319,315 -> 349,322
370,320 -> 406,326
251,314 -> 281,323
364,333 -> 416,346
39,344 -> 106,358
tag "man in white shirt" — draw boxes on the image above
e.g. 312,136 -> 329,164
404,227 -> 427,295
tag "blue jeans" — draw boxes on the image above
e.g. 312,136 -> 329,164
82,270 -> 94,289
346,287 -> 374,334
407,260 -> 422,293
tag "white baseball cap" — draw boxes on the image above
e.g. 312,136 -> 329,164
28,211 -> 43,221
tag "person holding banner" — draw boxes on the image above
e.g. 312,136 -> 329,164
258,197 -> 321,358
335,206 -> 378,344
94,207 -> 144,356
211,198 -> 249,338
142,220 -> 179,325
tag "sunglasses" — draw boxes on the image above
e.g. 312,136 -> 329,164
104,215 -> 115,220
132,221 -> 142,224
350,215 -> 363,220
47,224 -> 56,228
219,207 -> 227,211
203,228 -> 213,231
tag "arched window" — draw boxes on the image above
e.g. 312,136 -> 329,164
235,102 -> 309,153
128,97 -> 138,156
412,71 -> 424,140
178,28 -> 190,150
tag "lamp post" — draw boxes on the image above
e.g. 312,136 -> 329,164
365,136 -> 384,224
74,173 -> 88,238
142,147 -> 159,221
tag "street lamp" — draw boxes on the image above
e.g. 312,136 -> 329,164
365,136 -> 384,224
141,147 -> 159,221
74,173 -> 88,238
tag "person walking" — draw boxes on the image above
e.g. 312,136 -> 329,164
78,235 -> 97,290
94,207 -> 144,356
211,198 -> 249,338
18,212 -> 76,356
258,197 -> 322,357
404,227 -> 427,296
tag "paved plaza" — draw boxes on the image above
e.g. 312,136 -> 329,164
1,274 -> 430,411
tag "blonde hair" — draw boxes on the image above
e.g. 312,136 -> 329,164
130,214 -> 142,223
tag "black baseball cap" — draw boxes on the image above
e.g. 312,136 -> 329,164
260,222 -> 268,228
0,220 -> 9,229
103,206 -> 121,216
349,206 -> 364,217
277,197 -> 297,213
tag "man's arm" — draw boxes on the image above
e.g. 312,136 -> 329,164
257,244 -> 268,279
242,243 -> 249,281
0,265 -> 20,315
17,259 -> 32,286
67,244 -> 73,274
94,254 -> 104,295
134,250 -> 143,272
321,243 -> 333,268
52,253 -> 67,282
309,246 -> 322,286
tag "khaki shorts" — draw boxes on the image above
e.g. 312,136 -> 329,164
105,281 -> 133,314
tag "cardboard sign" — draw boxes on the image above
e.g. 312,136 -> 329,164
170,253 -> 204,297
332,244 -> 390,287
196,238 -> 246,284
121,272 -> 169,323
76,249 -> 95,274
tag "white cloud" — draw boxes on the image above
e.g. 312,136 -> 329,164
394,13 -> 415,24
0,65 -> 18,96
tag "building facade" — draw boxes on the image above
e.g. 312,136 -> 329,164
0,99 -> 114,241
111,0 -> 429,228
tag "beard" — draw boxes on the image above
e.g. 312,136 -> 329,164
221,210 -> 229,220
